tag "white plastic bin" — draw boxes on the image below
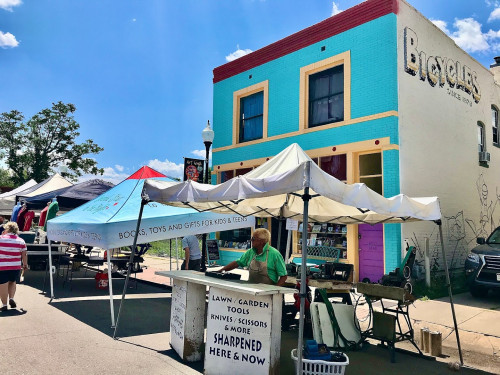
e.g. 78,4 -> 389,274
291,349 -> 349,375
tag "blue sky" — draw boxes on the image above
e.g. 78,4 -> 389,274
1,0 -> 500,183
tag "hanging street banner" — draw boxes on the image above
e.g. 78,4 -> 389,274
184,157 -> 204,183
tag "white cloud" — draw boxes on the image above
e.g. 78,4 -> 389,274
147,158 -> 183,178
0,31 -> 19,48
434,18 -> 492,54
486,0 -> 500,7
115,164 -> 124,172
0,0 -> 22,11
191,149 -> 212,160
225,45 -> 253,62
131,18 -> 136,22
489,8 -> 500,22
431,19 -> 450,35
451,18 -> 490,53
331,2 -> 342,16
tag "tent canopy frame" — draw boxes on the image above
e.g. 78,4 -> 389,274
142,144 -> 464,369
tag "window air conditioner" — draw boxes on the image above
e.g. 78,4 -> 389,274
479,151 -> 491,162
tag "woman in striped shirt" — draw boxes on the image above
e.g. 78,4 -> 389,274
0,221 -> 27,312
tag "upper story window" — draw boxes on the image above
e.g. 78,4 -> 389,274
239,91 -> 263,143
233,81 -> 268,145
492,106 -> 499,145
299,51 -> 351,131
478,122 -> 485,153
309,65 -> 344,127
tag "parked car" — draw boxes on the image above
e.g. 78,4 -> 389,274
465,227 -> 500,297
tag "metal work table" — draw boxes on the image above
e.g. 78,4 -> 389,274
156,270 -> 296,375
356,282 -> 420,362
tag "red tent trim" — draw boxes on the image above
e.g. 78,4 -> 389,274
126,166 -> 166,180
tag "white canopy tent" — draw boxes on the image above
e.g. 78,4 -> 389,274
0,174 -> 73,216
0,179 -> 37,215
143,143 -> 463,369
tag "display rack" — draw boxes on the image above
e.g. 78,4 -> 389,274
296,222 -> 348,260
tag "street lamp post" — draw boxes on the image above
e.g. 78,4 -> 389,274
201,120 -> 214,271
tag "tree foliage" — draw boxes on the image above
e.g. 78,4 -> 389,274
0,168 -> 14,188
0,102 -> 104,184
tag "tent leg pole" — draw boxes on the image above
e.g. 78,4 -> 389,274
438,222 -> 463,365
277,214 -> 283,253
169,239 -> 172,286
284,230 -> 292,264
48,240 -> 54,301
106,249 -> 115,327
113,196 -> 148,339
297,187 -> 310,375
176,237 -> 179,270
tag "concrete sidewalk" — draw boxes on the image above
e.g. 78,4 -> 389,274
2,255 -> 498,374
137,255 -> 500,373
0,268 -> 494,375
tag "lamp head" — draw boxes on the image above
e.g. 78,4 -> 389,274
201,120 -> 214,144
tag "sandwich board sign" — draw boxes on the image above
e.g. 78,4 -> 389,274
206,239 -> 220,265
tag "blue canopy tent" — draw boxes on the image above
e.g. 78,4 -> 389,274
46,166 -> 255,326
20,179 -> 115,211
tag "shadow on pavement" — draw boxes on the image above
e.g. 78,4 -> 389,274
21,268 -> 168,299
157,348 -> 205,373
437,291 -> 500,310
0,308 -> 28,317
50,296 -> 172,338
280,329 -> 491,375
22,268 -> 172,338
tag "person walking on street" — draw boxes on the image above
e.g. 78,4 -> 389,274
181,234 -> 202,271
218,228 -> 287,286
0,222 -> 28,312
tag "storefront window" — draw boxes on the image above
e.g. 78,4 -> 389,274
217,167 -> 255,248
359,152 -> 382,195
320,154 -> 346,181
220,170 -> 234,183
235,167 -> 253,176
219,228 -> 251,250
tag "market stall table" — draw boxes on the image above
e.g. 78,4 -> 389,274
156,270 -> 296,375
26,247 -> 68,293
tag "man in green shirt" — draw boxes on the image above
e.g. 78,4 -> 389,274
219,228 -> 287,286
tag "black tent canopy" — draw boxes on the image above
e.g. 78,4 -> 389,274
20,179 -> 114,210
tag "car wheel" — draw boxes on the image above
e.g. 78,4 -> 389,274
470,285 -> 489,298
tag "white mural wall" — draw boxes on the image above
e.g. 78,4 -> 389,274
397,0 -> 500,271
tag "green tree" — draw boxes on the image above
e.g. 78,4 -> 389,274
0,168 -> 14,188
0,102 -> 104,184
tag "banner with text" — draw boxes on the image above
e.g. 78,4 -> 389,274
183,157 -> 204,183
204,288 -> 273,374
